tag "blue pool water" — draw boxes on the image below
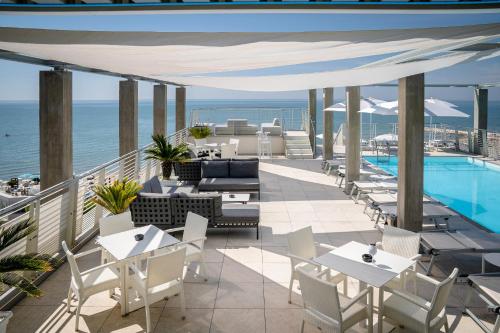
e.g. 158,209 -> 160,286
364,156 -> 500,233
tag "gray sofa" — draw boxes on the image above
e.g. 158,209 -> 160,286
214,119 -> 258,136
130,176 -> 260,238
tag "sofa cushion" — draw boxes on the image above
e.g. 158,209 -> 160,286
215,203 -> 260,225
198,178 -> 260,192
178,192 -> 222,217
139,192 -> 179,199
230,160 -> 259,178
201,160 -> 229,178
140,176 -> 163,194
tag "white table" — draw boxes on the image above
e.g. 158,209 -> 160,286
221,193 -> 250,204
97,225 -> 179,315
315,241 -> 415,328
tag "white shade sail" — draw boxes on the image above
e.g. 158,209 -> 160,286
0,24 -> 498,91
379,98 -> 470,118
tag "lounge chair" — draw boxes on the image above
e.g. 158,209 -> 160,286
375,202 -> 457,230
363,192 -> 431,222
463,273 -> 500,333
420,229 -> 500,275
349,180 -> 398,203
334,166 -> 376,188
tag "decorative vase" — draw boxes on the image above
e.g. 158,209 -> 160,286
368,243 -> 377,257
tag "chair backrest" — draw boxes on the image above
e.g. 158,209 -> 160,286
428,268 -> 459,321
183,211 -> 208,249
381,225 -> 421,259
297,268 -> 343,327
221,144 -> 237,159
99,212 -> 134,237
146,246 -> 186,290
287,226 -> 316,267
61,241 -> 84,290
194,138 -> 207,147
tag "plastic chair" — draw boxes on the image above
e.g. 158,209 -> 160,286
229,138 -> 240,156
297,268 -> 373,333
376,225 -> 421,292
98,212 -> 135,266
379,268 -> 459,333
129,247 -> 187,333
287,226 -> 347,304
162,212 -> 209,281
62,241 -> 120,331
221,143 -> 238,159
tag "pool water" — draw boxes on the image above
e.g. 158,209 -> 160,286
364,156 -> 500,233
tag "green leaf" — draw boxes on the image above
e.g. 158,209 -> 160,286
0,272 -> 43,297
0,254 -> 55,273
92,178 -> 142,215
0,219 -> 36,253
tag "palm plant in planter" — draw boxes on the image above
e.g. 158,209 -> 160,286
93,177 -> 142,215
189,126 -> 212,139
144,134 -> 190,179
0,218 -> 57,331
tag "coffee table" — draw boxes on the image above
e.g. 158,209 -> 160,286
222,193 -> 250,204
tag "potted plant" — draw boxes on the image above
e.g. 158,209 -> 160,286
144,134 -> 190,180
0,218 -> 56,332
92,177 -> 142,225
189,126 -> 212,139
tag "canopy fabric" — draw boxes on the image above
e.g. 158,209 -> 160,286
0,24 -> 498,91
324,97 -> 388,113
379,98 -> 470,117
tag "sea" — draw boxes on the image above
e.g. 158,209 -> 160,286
0,99 -> 499,181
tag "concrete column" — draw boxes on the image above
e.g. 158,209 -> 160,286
39,70 -> 73,191
119,79 -> 138,156
397,73 -> 425,232
153,84 -> 167,136
176,87 -> 186,132
308,89 -> 317,155
473,88 -> 488,155
344,86 -> 360,193
323,88 -> 334,160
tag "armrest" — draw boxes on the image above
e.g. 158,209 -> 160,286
129,262 -> 147,281
410,254 -> 422,261
385,287 -> 431,311
315,242 -> 336,251
286,253 -> 321,271
375,241 -> 383,249
415,272 -> 440,286
80,261 -> 118,276
341,287 -> 372,312
74,247 -> 102,259
165,227 -> 185,234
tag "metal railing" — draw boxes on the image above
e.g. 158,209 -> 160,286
0,128 -> 189,308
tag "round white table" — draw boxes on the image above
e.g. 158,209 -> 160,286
482,253 -> 500,273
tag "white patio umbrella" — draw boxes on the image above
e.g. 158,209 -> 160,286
377,98 -> 469,118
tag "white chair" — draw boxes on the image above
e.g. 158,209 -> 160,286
129,247 -> 187,333
229,138 -> 240,156
379,268 -> 459,333
221,143 -> 237,159
194,138 -> 209,156
297,267 -> 373,333
163,212 -> 209,281
62,241 -> 121,332
376,225 -> 421,292
287,226 -> 347,304
99,212 -> 135,268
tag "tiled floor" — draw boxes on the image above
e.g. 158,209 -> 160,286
7,159 -> 497,333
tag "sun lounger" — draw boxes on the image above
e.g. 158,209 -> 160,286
334,167 -> 376,188
376,202 -> 456,230
364,192 -> 432,222
420,230 -> 500,275
464,273 -> 500,333
350,180 -> 398,203
322,159 -> 345,175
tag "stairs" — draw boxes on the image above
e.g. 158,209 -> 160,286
284,131 -> 314,159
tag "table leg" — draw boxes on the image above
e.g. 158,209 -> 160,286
378,286 -> 384,333
359,281 -> 368,328
120,261 -> 127,316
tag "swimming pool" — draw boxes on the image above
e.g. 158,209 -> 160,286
364,156 -> 500,233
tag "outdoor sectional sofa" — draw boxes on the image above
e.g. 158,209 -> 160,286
174,158 -> 260,198
130,175 -> 260,238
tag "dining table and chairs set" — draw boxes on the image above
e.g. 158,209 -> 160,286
63,211 -> 209,333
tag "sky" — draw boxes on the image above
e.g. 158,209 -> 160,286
0,11 -> 499,101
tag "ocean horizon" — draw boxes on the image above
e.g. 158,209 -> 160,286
0,99 -> 499,180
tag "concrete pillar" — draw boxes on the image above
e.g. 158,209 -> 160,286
473,88 -> 488,155
153,84 -> 167,136
323,88 -> 334,160
397,73 -> 425,232
39,70 -> 73,191
344,86 -> 360,193
176,87 -> 186,132
119,79 -> 138,156
308,89 -> 317,155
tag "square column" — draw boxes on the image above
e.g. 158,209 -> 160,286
473,88 -> 488,155
344,86 -> 360,193
119,79 -> 138,156
323,88 -> 334,160
39,70 -> 73,190
308,89 -> 317,155
153,84 -> 167,136
397,73 -> 425,232
176,87 -> 186,132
